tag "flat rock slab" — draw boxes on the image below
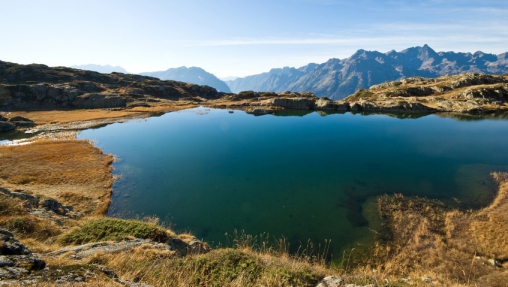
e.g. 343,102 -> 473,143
48,239 -> 166,258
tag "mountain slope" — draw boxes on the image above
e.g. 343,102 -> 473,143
140,67 -> 231,93
227,45 -> 508,100
71,64 -> 129,74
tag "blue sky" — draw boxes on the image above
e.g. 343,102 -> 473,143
2,0 -> 507,78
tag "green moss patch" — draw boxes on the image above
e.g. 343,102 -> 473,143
60,218 -> 169,245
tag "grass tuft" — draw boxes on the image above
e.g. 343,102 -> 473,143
59,218 -> 170,245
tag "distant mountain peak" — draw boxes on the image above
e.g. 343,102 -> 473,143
140,66 -> 231,93
71,64 -> 128,74
226,45 -> 508,100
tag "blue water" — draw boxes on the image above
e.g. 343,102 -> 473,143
78,108 -> 508,259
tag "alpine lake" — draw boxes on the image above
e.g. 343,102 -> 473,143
75,107 -> 508,262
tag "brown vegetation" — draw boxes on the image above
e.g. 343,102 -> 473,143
358,172 -> 508,286
0,139 -> 114,215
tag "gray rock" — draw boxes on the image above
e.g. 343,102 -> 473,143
0,115 -> 7,121
336,100 -> 350,111
41,198 -> 70,215
268,97 -> 316,110
350,102 -> 362,111
0,268 -> 13,279
0,121 -> 16,132
5,267 -> 30,278
2,189 -> 39,205
0,256 -> 14,267
316,275 -> 344,287
1,237 -> 31,255
13,255 -> 46,270
315,97 -> 337,110
166,238 -> 189,257
0,229 -> 14,238
188,240 -> 211,255
49,239 -> 162,258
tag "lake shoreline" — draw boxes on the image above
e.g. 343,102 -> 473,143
2,104 -> 508,285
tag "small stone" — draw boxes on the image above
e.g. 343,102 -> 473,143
421,277 -> 432,283
316,275 -> 344,287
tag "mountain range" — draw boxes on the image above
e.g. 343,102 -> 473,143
226,44 -> 508,99
140,67 -> 231,93
71,64 -> 129,74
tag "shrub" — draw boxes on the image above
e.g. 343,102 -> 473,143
186,249 -> 264,286
3,217 -> 36,234
60,218 -> 169,245
0,195 -> 25,216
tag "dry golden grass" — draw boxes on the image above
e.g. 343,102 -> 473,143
0,139 -> 114,215
7,109 -> 146,125
358,172 -> 508,286
6,101 -> 199,126
82,244 -> 329,287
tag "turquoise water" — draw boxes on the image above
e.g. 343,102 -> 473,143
78,108 -> 508,259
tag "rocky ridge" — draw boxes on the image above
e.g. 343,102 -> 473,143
0,60 -> 222,110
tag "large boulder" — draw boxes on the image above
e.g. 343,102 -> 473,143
0,229 -> 46,279
267,97 -> 316,110
315,97 -> 336,110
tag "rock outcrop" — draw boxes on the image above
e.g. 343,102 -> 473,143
0,229 -> 46,280
0,60 -> 223,110
0,187 -> 80,218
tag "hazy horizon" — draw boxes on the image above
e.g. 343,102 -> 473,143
2,0 -> 507,78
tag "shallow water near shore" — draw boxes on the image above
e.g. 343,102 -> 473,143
78,107 -> 508,260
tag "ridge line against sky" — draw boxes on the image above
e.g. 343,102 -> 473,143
1,0 -> 507,78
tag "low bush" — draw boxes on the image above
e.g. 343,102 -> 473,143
3,217 -> 36,234
60,218 -> 169,245
0,194 -> 26,216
